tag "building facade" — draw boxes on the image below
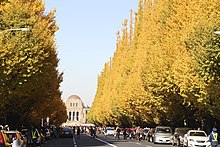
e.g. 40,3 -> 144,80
64,95 -> 89,126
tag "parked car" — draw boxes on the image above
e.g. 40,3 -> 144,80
106,127 -> 114,136
60,127 -> 73,138
154,126 -> 172,144
171,127 -> 191,146
5,130 -> 25,147
183,130 -> 210,147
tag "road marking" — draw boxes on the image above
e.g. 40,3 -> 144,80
135,142 -> 141,145
73,137 -> 77,147
85,134 -> 117,147
95,137 -> 118,147
146,145 -> 152,147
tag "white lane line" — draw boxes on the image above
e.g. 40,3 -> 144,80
73,137 -> 77,147
135,142 -> 141,145
85,134 -> 117,147
95,137 -> 118,147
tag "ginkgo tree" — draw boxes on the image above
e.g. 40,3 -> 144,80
0,0 -> 67,128
88,0 -> 220,129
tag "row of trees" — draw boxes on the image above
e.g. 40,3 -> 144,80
87,0 -> 220,130
0,0 -> 67,129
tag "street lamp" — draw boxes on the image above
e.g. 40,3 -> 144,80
214,31 -> 220,35
0,27 -> 30,34
8,28 -> 29,31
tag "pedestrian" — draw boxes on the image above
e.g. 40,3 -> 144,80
103,127 -> 107,139
90,126 -> 94,138
209,128 -> 218,147
123,128 -> 127,140
31,126 -> 40,147
136,126 -> 141,141
147,128 -> 154,142
94,127 -> 99,138
116,127 -> 121,139
73,126 -> 76,135
76,126 -> 80,139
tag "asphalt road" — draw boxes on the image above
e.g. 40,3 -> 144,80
41,133 -> 173,147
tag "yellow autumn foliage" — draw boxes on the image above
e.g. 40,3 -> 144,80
88,0 -> 220,127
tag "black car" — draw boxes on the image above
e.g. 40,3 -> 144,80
60,127 -> 73,138
171,127 -> 191,146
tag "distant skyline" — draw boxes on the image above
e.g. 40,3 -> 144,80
45,1 -> 138,106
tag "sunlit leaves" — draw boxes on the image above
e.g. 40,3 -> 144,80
88,0 -> 220,127
0,0 -> 66,127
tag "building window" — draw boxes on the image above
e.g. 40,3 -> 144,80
68,111 -> 71,121
72,112 -> 75,121
76,112 -> 79,121
70,103 -> 72,107
73,103 -> 75,107
76,103 -> 78,107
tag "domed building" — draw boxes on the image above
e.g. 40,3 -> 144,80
63,95 -> 90,126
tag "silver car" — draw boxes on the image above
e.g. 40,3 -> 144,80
154,126 -> 172,144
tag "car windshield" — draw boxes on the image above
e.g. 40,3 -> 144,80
63,127 -> 71,131
156,128 -> 171,133
107,128 -> 114,131
5,133 -> 17,143
189,132 -> 206,136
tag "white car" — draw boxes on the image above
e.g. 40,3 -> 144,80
106,128 -> 114,136
183,130 -> 210,147
154,126 -> 172,144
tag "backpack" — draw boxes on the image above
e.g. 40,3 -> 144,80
0,132 -> 4,144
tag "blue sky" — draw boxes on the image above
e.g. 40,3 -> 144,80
45,1 -> 138,106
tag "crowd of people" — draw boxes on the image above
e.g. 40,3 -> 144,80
0,124 -> 60,147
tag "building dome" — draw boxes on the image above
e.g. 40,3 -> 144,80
67,95 -> 81,100
66,95 -> 85,107
63,95 -> 89,126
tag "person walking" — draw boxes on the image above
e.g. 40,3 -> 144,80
123,128 -> 127,140
31,126 -> 40,147
89,126 -> 94,138
136,126 -> 141,141
76,127 -> 80,139
116,127 -> 121,139
209,128 -> 218,147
